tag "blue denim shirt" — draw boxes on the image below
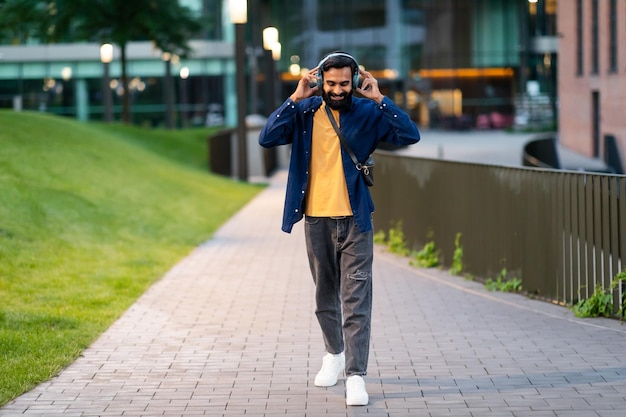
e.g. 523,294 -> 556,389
259,95 -> 420,234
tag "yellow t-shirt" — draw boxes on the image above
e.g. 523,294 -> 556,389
305,103 -> 353,217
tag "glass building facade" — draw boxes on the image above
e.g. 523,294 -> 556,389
268,0 -> 557,129
0,0 -> 558,130
0,0 -> 229,127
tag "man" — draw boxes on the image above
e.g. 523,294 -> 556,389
259,52 -> 420,406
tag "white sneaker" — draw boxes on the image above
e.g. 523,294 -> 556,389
314,352 -> 345,387
346,375 -> 368,406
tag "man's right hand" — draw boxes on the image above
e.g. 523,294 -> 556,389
289,67 -> 319,103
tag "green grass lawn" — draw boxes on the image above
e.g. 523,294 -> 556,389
0,111 -> 264,406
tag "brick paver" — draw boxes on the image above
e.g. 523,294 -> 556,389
2,170 -> 626,417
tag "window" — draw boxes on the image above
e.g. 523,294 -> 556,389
576,0 -> 583,75
592,91 -> 600,157
609,0 -> 617,73
591,0 -> 599,74
317,0 -> 385,31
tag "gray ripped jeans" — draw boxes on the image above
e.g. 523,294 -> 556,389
304,215 -> 373,376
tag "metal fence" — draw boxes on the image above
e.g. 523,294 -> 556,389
370,151 -> 626,314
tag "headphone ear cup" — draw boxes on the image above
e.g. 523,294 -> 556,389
316,68 -> 322,89
353,74 -> 359,89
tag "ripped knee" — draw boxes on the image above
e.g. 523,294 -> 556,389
347,270 -> 370,281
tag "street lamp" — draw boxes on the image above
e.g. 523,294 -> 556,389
179,66 -> 189,128
229,0 -> 248,181
262,27 -> 281,63
271,42 -> 282,62
100,43 -> 113,122
162,52 -> 176,129
263,27 -> 281,112
60,67 -> 72,113
61,67 -> 72,82
263,27 -> 278,51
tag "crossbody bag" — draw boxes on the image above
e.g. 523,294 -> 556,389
324,105 -> 375,187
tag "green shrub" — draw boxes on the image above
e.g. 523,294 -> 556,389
612,271 -> 626,320
450,232 -> 463,275
572,271 -> 626,319
373,229 -> 386,245
387,221 -> 410,256
410,240 -> 440,268
485,268 -> 522,292
572,284 -> 613,318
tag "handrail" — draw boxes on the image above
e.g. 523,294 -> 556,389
371,150 -> 625,316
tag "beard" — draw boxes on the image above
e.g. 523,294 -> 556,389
322,89 -> 353,111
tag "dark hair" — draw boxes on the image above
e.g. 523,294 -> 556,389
321,52 -> 358,74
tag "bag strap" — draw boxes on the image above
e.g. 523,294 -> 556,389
324,105 -> 364,171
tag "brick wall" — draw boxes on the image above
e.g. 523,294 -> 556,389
557,0 -> 626,168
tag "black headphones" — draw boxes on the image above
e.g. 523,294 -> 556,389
315,52 -> 360,89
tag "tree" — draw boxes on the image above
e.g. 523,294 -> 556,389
0,0 -> 204,123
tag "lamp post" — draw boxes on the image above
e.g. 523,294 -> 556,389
229,0 -> 248,181
262,27 -> 278,51
179,66 -> 189,128
162,52 -> 176,129
271,42 -> 281,108
263,27 -> 281,112
100,43 -> 113,122
61,66 -> 72,113
246,46 -> 264,115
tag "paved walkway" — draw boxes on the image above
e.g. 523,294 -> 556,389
2,170 -> 626,417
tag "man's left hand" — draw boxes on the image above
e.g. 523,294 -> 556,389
356,69 -> 384,104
